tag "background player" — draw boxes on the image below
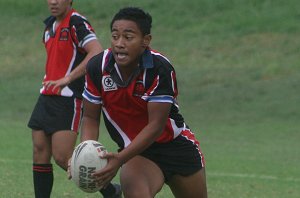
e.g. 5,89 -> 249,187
28,0 -> 121,197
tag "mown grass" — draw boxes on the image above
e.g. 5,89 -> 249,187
0,0 -> 299,197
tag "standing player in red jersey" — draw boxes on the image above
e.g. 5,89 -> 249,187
28,0 -> 121,197
78,7 -> 208,198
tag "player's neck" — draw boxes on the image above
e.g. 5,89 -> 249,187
55,7 -> 72,23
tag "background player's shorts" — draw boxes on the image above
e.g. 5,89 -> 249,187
140,131 -> 205,182
28,94 -> 82,134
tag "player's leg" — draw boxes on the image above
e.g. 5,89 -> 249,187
51,130 -> 77,170
168,167 -> 207,198
32,130 -> 53,198
120,155 -> 165,198
50,96 -> 82,170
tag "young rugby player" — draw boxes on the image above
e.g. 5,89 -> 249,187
28,0 -> 121,197
78,7 -> 207,198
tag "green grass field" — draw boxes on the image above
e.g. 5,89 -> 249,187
0,0 -> 300,197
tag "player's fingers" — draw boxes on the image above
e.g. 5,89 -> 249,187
94,173 -> 113,189
100,151 -> 116,159
67,159 -> 72,179
43,81 -> 51,90
52,85 -> 61,95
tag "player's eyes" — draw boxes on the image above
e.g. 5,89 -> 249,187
111,34 -> 119,40
125,35 -> 133,41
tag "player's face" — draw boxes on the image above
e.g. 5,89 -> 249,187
47,0 -> 72,20
111,20 -> 151,69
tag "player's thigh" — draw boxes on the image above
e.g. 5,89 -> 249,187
32,130 -> 52,163
168,167 -> 207,198
120,155 -> 164,198
51,130 -> 78,169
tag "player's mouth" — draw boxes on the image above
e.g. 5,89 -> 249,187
50,7 -> 59,14
115,52 -> 128,62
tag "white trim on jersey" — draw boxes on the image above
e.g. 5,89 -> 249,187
145,95 -> 174,103
71,12 -> 87,20
82,89 -> 102,104
79,33 -> 97,48
170,120 -> 186,139
150,51 -> 171,63
102,49 -> 111,73
102,107 -> 131,148
65,42 -> 77,76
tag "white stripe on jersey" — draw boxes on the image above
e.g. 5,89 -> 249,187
170,120 -> 186,139
82,89 -> 102,104
102,49 -> 111,73
65,42 -> 76,76
150,51 -> 171,63
102,107 -> 131,147
71,12 -> 87,20
80,33 -> 97,48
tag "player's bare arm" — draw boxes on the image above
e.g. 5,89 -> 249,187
80,98 -> 102,142
43,40 -> 102,92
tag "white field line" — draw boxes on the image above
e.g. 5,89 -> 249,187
208,172 -> 300,182
1,158 -> 300,183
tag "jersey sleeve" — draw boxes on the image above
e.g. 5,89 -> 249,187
82,54 -> 103,104
142,57 -> 178,104
69,15 -> 97,48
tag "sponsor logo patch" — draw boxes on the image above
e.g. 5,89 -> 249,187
102,76 -> 117,91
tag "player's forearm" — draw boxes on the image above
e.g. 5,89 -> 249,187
80,116 -> 100,142
117,102 -> 171,164
116,123 -> 163,165
68,40 -> 102,83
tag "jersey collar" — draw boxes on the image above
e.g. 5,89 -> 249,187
105,47 -> 154,72
104,48 -> 153,87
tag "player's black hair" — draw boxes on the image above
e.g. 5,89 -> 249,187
110,7 -> 152,36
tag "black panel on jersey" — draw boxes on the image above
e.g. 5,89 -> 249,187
86,53 -> 104,92
70,15 -> 93,43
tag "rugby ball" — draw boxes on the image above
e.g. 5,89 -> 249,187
70,140 -> 108,193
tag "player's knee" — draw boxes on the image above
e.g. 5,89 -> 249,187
53,154 -> 68,170
33,144 -> 51,162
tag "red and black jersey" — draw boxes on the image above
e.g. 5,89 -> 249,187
40,9 -> 97,98
83,48 -> 197,149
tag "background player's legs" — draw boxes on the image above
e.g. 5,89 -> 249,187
168,168 -> 207,198
51,130 -> 77,170
120,155 -> 165,198
32,130 -> 53,198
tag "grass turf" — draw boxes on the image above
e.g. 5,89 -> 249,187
0,0 -> 299,197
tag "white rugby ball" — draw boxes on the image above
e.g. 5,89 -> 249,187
70,140 -> 107,193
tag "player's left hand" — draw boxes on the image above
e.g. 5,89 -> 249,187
92,152 -> 122,188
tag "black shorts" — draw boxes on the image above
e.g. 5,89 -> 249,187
140,133 -> 205,182
28,95 -> 82,134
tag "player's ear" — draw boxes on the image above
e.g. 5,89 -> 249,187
142,34 -> 152,47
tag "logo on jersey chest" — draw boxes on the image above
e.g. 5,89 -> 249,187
133,80 -> 145,97
102,76 -> 118,91
59,28 -> 69,41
